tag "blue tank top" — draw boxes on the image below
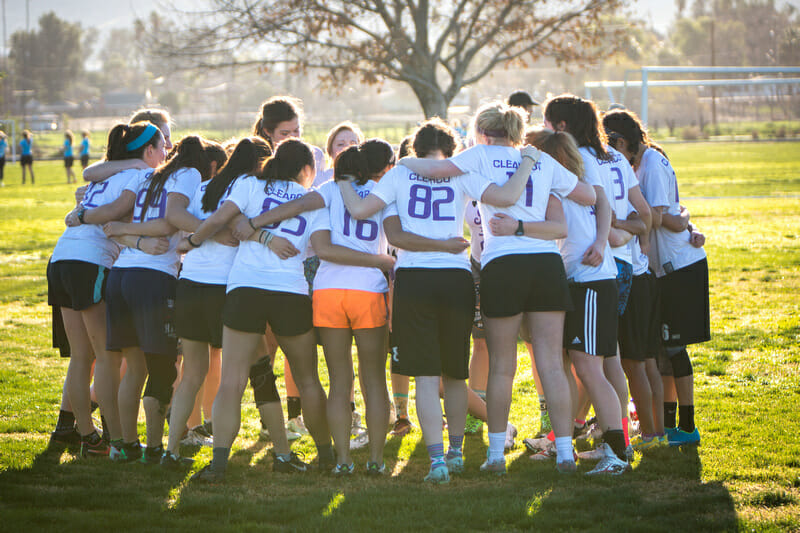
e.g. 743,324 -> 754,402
21,138 -> 32,156
64,140 -> 73,158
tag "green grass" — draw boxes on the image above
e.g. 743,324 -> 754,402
1,142 -> 799,531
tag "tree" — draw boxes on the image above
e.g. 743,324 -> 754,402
153,0 -> 626,118
9,12 -> 85,103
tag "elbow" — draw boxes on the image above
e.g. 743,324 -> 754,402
350,207 -> 370,220
493,197 -> 516,208
554,224 -> 568,240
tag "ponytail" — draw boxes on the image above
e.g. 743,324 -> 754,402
259,139 -> 314,190
142,135 -> 208,219
202,137 -> 271,213
602,109 -> 668,160
472,102 -> 525,146
544,95 -> 610,161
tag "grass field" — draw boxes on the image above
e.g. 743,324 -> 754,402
1,142 -> 799,531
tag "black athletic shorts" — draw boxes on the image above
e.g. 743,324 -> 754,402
106,267 -> 177,356
223,287 -> 312,337
564,279 -> 619,357
175,278 -> 226,348
480,253 -> 572,317
64,156 -> 74,168
470,257 -> 485,339
391,268 -> 474,379
619,272 -> 660,361
80,154 -> 89,168
20,154 -> 33,166
48,259 -> 108,311
658,258 -> 710,346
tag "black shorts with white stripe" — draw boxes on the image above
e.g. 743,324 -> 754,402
563,279 -> 619,357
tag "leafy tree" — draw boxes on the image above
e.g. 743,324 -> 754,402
152,0 -> 626,118
9,12 -> 85,103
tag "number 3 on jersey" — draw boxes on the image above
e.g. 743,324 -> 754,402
261,198 -> 307,236
408,184 -> 455,220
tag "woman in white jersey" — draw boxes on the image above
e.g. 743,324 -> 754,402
318,122 -> 364,184
48,122 -> 163,458
398,104 -> 596,475
339,116 -> 546,482
603,110 -> 709,448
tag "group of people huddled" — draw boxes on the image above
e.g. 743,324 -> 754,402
45,90 -> 709,484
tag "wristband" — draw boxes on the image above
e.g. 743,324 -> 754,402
514,219 -> 525,236
136,236 -> 143,250
264,231 -> 275,247
77,207 -> 86,224
187,234 -> 200,248
248,218 -> 258,231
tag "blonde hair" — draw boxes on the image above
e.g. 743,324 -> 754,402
525,127 -> 584,180
325,121 -> 365,158
471,102 -> 526,146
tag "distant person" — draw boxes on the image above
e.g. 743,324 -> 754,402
508,90 -> 539,121
20,130 -> 34,185
79,131 -> 91,169
0,131 -> 7,186
64,130 -> 76,184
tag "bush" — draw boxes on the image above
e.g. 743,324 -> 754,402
682,126 -> 702,140
752,130 -> 760,140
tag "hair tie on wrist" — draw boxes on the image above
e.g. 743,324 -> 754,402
136,236 -> 143,250
248,218 -> 258,231
187,234 -> 200,248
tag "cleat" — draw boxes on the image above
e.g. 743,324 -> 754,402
191,464 -> 224,483
287,416 -> 309,437
390,416 -> 413,437
260,423 -> 302,442
110,440 -> 143,463
424,464 -> 450,484
160,452 -> 193,470
504,423 -> 517,452
273,451 -> 310,473
332,463 -> 355,476
556,459 -> 577,474
658,435 -> 669,447
445,451 -> 464,474
585,444 -> 630,475
350,412 -> 369,450
80,431 -> 109,458
140,445 -> 164,465
523,436 -> 552,454
479,457 -> 507,475
631,435 -> 660,452
464,414 -> 483,436
664,426 -> 679,440
573,422 -> 590,440
181,426 -> 213,447
668,427 -> 700,447
49,426 -> 80,451
316,447 -> 336,474
365,461 -> 386,476
577,446 -> 605,461
202,420 -> 213,436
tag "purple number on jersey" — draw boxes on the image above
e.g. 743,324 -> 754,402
343,210 -> 379,241
408,184 -> 455,220
610,167 -> 625,200
82,181 -> 109,208
260,197 -> 307,236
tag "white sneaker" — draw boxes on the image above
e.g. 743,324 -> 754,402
585,443 -> 630,475
181,427 -> 213,447
350,432 -> 369,450
287,416 -> 309,436
577,445 -> 605,461
504,422 -> 517,452
351,411 -> 367,437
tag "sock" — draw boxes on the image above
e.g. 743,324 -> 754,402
393,393 -> 409,418
448,434 -> 464,456
487,432 -> 505,463
664,402 -> 678,428
474,389 -> 486,401
427,442 -> 445,467
603,430 -> 627,461
350,401 -> 356,413
211,447 -> 230,473
622,417 -> 630,446
574,418 -> 586,427
554,436 -> 573,463
56,409 -> 75,430
678,405 -> 695,432
317,443 -> 335,463
287,396 -> 302,420
546,430 -> 555,442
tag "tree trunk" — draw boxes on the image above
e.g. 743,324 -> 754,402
409,82 -> 450,119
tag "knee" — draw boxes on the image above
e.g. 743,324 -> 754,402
249,356 -> 281,406
668,347 -> 693,378
143,353 -> 178,407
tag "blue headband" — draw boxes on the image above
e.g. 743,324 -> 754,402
126,124 -> 159,152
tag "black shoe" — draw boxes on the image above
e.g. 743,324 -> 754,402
273,451 -> 310,473
140,445 -> 164,465
160,451 -> 194,471
316,448 -> 336,474
80,430 -> 110,458
49,426 -> 80,451
191,464 -> 225,484
110,439 -> 143,463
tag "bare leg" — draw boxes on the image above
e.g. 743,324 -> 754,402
354,326 -> 390,464
167,339 -> 209,455
82,302 -> 122,441
484,314 -> 524,434
319,327 -> 355,465
203,348 -> 222,421
118,347 -> 147,443
526,312 -> 572,439
570,351 -> 622,432
60,308 -> 95,436
645,359 -> 664,433
442,375 -> 467,440
415,375 -> 444,447
621,358 -> 655,435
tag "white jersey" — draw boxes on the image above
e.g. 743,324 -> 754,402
370,164 -> 489,271
225,176 -> 323,295
465,200 -> 484,264
557,169 -> 617,283
113,167 -> 202,278
51,169 -> 139,268
636,148 -> 706,277
313,179 -> 389,293
179,177 -> 242,285
450,145 -> 578,268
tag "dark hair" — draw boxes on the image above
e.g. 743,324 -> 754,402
333,146 -> 363,183
544,94 -> 610,161
333,139 -> 395,186
413,118 -> 458,158
202,137 -> 271,213
256,96 -> 303,148
142,135 -> 213,220
397,135 -> 414,158
602,109 -> 668,160
259,138 -> 314,190
204,141 -> 228,174
105,121 -> 162,161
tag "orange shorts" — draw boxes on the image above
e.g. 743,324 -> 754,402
313,289 -> 388,330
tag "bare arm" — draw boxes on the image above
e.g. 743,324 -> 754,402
661,205 -> 690,233
627,185 -> 652,234
186,201 -> 242,245
583,186 -> 611,266
111,235 -> 169,255
234,191 -> 326,240
612,211 -> 646,239
337,180 -> 387,220
310,230 -> 396,272
166,192 -> 200,233
488,195 -> 567,240
67,190 -> 136,226
566,180 -> 597,207
399,157 -> 462,179
83,159 -> 148,182
383,216 -> 469,253
480,146 -> 541,207
104,217 -> 175,238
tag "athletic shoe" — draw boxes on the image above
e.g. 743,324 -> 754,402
80,431 -> 109,458
191,464 -> 224,484
529,442 -> 556,462
523,436 -> 552,454
668,427 -> 700,447
273,451 -> 310,473
585,444 -> 630,476
572,422 -> 590,440
631,434 -> 660,452
287,416 -> 309,436
577,445 -> 605,461
464,414 -> 483,436
332,463 -> 355,476
424,464 -> 450,484
365,461 -> 387,476
351,411 -> 367,437
658,435 -> 669,447
316,448 -> 336,474
110,440 -> 143,463
445,451 -> 464,474
586,422 -> 603,442
181,426 -> 213,447
350,432 -> 369,450
504,423 -> 517,452
390,417 -> 413,437
160,452 -> 193,471
625,444 -> 634,462
664,426 -> 679,440
536,412 -> 552,438
49,426 -> 80,451
556,459 -> 578,474
140,445 -> 164,465
479,457 -> 507,475
202,420 -> 213,436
